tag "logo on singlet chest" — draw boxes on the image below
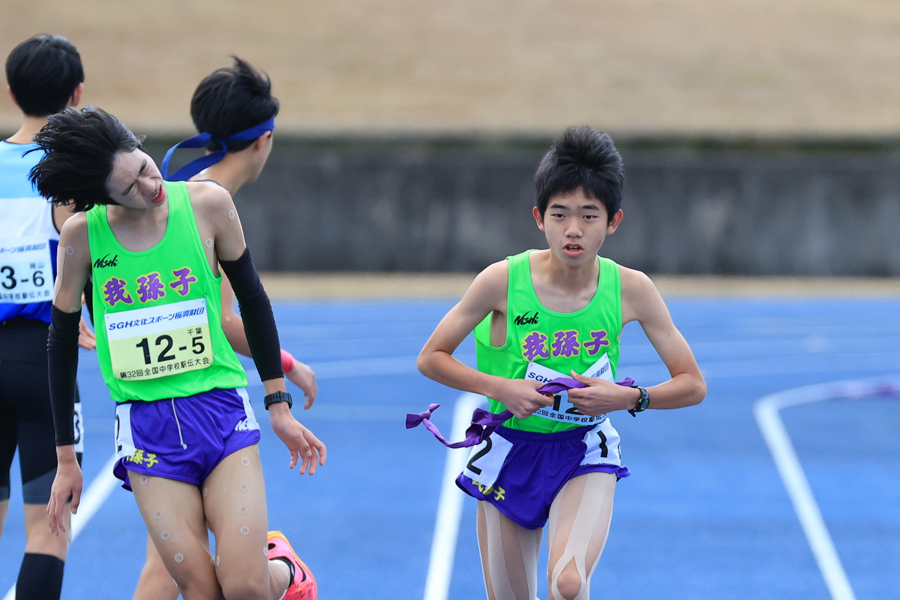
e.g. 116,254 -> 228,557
514,311 -> 539,325
93,254 -> 119,269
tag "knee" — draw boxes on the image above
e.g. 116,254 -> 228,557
24,526 -> 69,558
552,568 -> 584,600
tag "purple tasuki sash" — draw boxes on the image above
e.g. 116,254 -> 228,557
406,376 -> 635,448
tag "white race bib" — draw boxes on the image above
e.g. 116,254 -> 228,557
73,402 -> 84,453
114,402 -> 135,460
525,354 -> 614,425
105,298 -> 213,381
0,236 -> 52,304
580,420 -> 623,467
462,433 -> 514,489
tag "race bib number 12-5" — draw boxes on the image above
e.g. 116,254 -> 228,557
105,298 -> 213,381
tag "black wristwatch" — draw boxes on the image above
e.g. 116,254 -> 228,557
263,391 -> 293,410
628,385 -> 649,417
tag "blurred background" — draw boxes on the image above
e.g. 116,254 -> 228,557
4,0 -> 900,276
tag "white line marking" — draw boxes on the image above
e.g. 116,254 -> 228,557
424,392 -> 484,600
754,376 -> 900,600
3,453 -> 119,600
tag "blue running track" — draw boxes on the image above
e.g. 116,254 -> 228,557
1,297 -> 898,599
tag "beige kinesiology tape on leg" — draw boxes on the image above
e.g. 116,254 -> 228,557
547,474 -> 616,600
477,502 -> 541,600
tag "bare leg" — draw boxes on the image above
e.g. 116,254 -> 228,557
476,502 -> 542,600
129,471 -> 221,600
546,473 -> 616,600
24,503 -> 70,558
133,533 -> 181,600
201,445 -> 290,600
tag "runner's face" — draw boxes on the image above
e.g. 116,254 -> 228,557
533,188 -> 622,268
106,149 -> 167,209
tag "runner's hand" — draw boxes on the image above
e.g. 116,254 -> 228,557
78,317 -> 96,350
493,378 -> 552,419
47,449 -> 82,536
567,371 -> 636,416
268,404 -> 327,475
285,361 -> 318,409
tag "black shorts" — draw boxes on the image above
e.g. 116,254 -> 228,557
0,318 -> 82,505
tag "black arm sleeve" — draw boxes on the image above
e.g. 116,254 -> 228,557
219,248 -> 283,382
47,306 -> 81,446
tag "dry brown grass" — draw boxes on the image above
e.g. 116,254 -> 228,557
2,1 -> 899,136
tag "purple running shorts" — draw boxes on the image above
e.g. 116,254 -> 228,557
113,388 -> 261,491
456,420 -> 630,529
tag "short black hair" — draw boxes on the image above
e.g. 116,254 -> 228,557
534,126 -> 625,222
190,56 -> 280,153
6,34 -> 84,117
29,107 -> 144,212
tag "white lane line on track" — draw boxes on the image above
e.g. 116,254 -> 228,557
3,453 -> 120,600
753,376 -> 900,600
423,392 -> 484,600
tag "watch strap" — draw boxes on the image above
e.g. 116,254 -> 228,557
628,385 -> 649,417
263,390 -> 293,410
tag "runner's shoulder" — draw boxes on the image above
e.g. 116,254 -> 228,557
58,210 -> 88,242
185,181 -> 236,223
185,180 -> 233,206
464,260 -> 509,309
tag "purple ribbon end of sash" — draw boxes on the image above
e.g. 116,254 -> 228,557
407,376 -> 637,448
406,403 -> 440,429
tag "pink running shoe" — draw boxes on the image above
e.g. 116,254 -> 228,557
267,531 -> 317,600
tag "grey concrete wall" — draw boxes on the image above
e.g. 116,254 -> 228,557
146,137 -> 900,275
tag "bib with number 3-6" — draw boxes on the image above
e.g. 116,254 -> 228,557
524,354 -> 615,425
0,236 -> 52,303
105,298 -> 213,381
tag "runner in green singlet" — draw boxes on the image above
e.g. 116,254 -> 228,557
132,57 -> 318,600
417,126 -> 706,600
34,107 -> 324,600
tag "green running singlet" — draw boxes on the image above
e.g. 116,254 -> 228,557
474,250 -> 623,434
87,181 -> 247,403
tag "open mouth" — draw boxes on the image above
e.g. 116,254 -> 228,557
563,243 -> 583,256
150,185 -> 165,204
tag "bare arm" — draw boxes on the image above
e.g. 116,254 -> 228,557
53,203 -> 96,350
567,267 -> 705,416
620,267 -> 706,409
52,214 -> 91,313
417,261 -> 551,419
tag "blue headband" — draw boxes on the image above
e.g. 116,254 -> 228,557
161,117 -> 275,182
